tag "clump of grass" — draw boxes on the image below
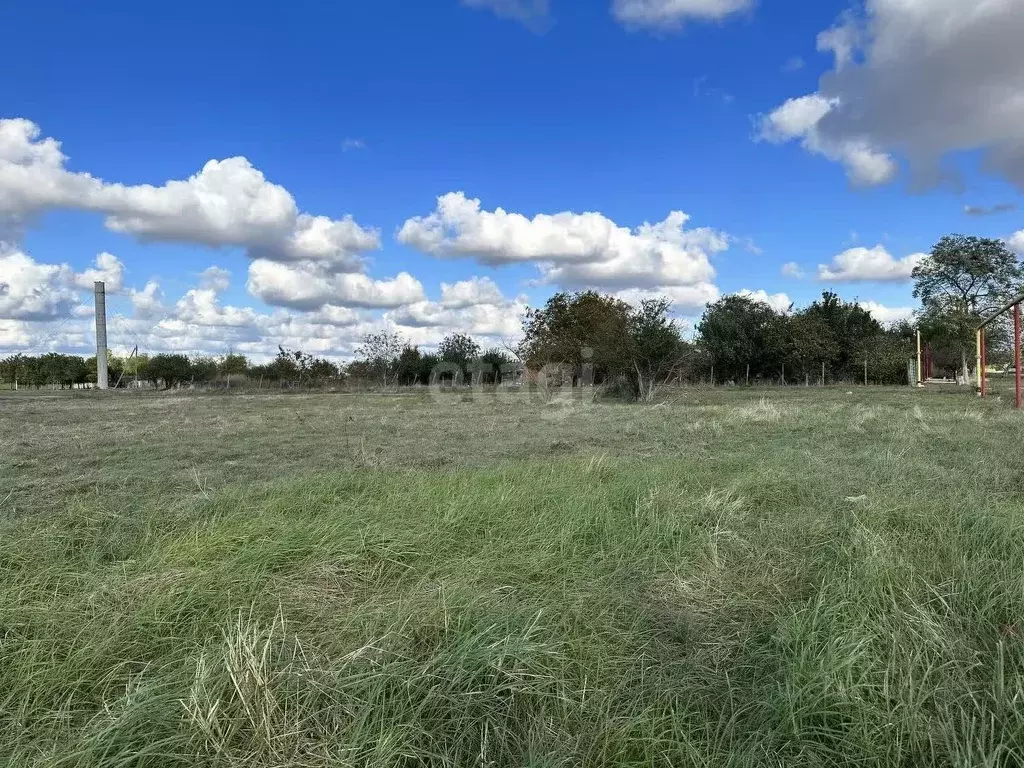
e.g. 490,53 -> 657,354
735,396 -> 783,423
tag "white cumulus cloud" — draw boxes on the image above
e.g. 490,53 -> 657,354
735,289 -> 792,313
761,0 -> 1024,188
129,280 -> 163,319
309,304 -> 363,327
615,283 -> 721,313
861,301 -> 915,325
0,320 -> 34,349
818,245 -> 924,282
246,260 -> 425,311
0,254 -> 386,360
781,261 -> 805,278
0,250 -> 77,321
538,211 -> 725,290
382,274 -> 526,342
440,276 -> 505,309
73,251 -> 124,292
758,95 -> 897,186
612,0 -> 753,30
0,249 -> 125,321
399,191 -> 630,265
198,266 -> 232,292
173,284 -> 260,329
388,300 -> 525,339
0,118 -> 380,269
399,192 -> 727,307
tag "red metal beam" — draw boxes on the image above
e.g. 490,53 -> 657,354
979,293 -> 1024,330
1015,303 -> 1022,409
981,330 -> 987,398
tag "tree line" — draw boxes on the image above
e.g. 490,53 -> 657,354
0,339 -> 515,391
508,233 -> 1024,390
3,234 -> 1017,396
0,293 -> 911,395
517,290 -> 915,392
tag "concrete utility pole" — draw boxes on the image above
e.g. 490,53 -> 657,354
94,281 -> 108,390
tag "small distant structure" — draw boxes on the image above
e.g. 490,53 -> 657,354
915,331 -> 978,389
500,364 -> 526,386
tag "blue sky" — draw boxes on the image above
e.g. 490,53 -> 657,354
2,0 -> 1023,359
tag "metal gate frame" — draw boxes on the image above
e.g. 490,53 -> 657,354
977,294 -> 1024,409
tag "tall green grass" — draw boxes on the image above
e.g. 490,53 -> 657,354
4,452 -> 1024,766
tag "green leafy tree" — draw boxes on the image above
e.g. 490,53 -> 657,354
250,350 -> 336,387
799,292 -> 881,375
95,352 -> 147,386
190,356 -> 219,384
143,354 -> 192,389
519,291 -> 632,383
697,295 -> 788,382
124,352 -> 147,378
419,352 -> 441,385
35,353 -> 89,389
914,235 -> 1024,315
280,347 -> 318,385
779,292 -> 883,383
84,354 -> 123,387
219,353 -> 249,386
307,357 -> 340,385
438,333 -> 481,384
395,345 -> 424,385
0,355 -> 24,388
784,312 -> 835,383
268,348 -> 300,383
477,348 -> 514,384
626,298 -> 688,400
862,325 -> 915,384
342,359 -> 373,382
10,355 -> 42,387
247,361 -> 272,383
355,331 -> 404,386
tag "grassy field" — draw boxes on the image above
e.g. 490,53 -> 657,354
2,385 -> 1024,766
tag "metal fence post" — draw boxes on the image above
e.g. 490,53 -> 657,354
1015,303 -> 1022,409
